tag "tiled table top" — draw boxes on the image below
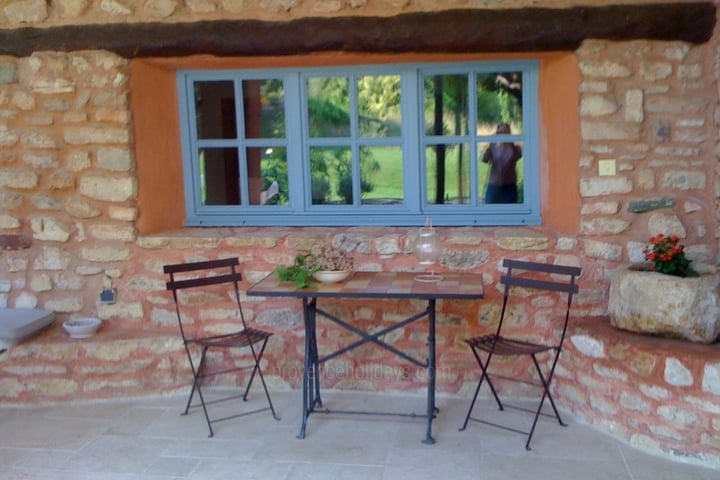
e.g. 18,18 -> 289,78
247,271 -> 484,300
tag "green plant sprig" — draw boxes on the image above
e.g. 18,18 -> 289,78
274,253 -> 320,288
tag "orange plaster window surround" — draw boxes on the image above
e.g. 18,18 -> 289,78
130,52 -> 580,235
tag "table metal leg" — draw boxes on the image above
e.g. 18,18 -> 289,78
301,296 -> 438,444
299,298 -> 311,439
423,299 -> 436,445
299,297 -> 322,439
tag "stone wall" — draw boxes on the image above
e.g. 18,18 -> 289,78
0,0 -> 699,27
0,0 -> 719,469
576,38 -> 716,265
562,318 -> 720,467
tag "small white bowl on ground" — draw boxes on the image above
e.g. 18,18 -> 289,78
63,317 -> 102,339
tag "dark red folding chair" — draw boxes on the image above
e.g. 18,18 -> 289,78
164,258 -> 278,437
459,259 -> 581,450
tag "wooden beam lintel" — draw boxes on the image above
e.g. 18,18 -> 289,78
0,2 -> 715,58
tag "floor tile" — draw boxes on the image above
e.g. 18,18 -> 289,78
0,391 -> 716,480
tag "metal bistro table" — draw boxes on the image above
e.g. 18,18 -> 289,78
247,271 -> 484,444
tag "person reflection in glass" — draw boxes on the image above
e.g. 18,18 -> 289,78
482,123 -> 522,204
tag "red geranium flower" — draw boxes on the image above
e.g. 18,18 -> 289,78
643,234 -> 697,278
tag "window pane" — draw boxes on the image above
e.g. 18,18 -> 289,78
358,75 -> 401,138
425,144 -> 470,205
247,147 -> 288,206
360,146 -> 403,205
479,140 -> 524,204
423,74 -> 468,136
307,77 -> 350,138
194,81 -> 236,139
199,148 -> 240,205
242,79 -> 285,139
310,146 -> 352,205
476,72 -> 523,135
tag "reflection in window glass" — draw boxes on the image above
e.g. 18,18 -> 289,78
195,81 -> 236,139
358,75 -> 401,138
425,144 -> 470,205
360,146 -> 403,205
247,147 -> 288,206
423,75 -> 468,137
310,146 -> 352,205
478,140 -> 524,204
199,148 -> 240,205
307,77 -> 350,138
243,79 -> 285,139
476,72 -> 523,135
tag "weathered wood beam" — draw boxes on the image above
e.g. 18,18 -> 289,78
0,2 -> 715,58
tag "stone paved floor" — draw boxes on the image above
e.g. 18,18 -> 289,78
0,390 -> 717,479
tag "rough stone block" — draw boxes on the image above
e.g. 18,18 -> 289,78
100,0 -> 133,15
702,363 -> 720,395
582,218 -> 630,235
26,378 -> 78,396
65,196 -> 101,218
578,60 -> 631,78
581,122 -> 640,141
96,147 -> 134,171
44,296 -> 83,312
55,0 -> 90,17
0,62 -> 18,84
627,197 -> 676,213
609,264 -> 720,343
30,216 -> 72,242
625,89 -> 644,122
660,170 -> 706,190
495,229 -> 550,250
0,168 -> 38,188
0,214 -> 20,229
63,126 -> 130,145
88,222 -> 136,241
583,239 -> 622,260
78,173 -> 136,201
80,245 -> 132,262
570,334 -> 605,358
580,177 -> 633,197
657,405 -> 698,425
3,0 -> 48,23
95,301 -> 143,320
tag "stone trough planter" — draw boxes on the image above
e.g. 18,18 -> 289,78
608,263 -> 720,344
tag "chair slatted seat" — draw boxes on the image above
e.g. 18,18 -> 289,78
164,258 -> 278,437
459,259 -> 581,450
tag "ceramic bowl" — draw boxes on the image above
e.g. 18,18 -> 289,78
312,270 -> 352,284
63,317 -> 102,339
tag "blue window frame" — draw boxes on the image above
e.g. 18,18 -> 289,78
177,60 -> 539,226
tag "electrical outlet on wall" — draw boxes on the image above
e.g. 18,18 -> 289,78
100,288 -> 117,304
598,159 -> 616,176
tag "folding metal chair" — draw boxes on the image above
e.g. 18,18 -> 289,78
459,259 -> 581,450
164,258 -> 278,437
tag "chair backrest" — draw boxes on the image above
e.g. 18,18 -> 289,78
497,259 -> 581,347
164,258 -> 247,341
